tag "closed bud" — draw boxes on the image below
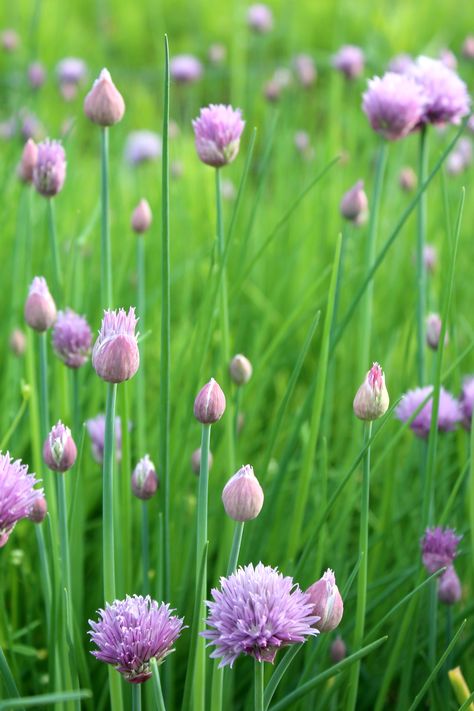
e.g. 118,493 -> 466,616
43,421 -> 77,472
193,378 -> 226,424
9,329 -> 26,357
353,362 -> 389,421
426,313 -> 448,350
92,308 -> 140,383
229,353 -> 253,386
84,68 -> 125,126
18,139 -> 38,183
340,180 -> 369,224
131,199 -> 152,234
131,455 -> 158,500
438,566 -> 461,605
28,496 -> 48,523
191,447 -> 214,475
399,166 -> 417,192
306,569 -> 344,632
330,636 -> 347,663
221,464 -> 264,522
24,277 -> 57,332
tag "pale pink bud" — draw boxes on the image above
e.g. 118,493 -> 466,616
306,569 -> 344,632
84,68 -> 125,127
340,180 -> 369,224
28,496 -> 48,523
353,362 -> 389,421
399,166 -> 417,192
229,354 -> 253,386
193,378 -> 226,424
24,277 -> 57,332
92,308 -> 140,383
131,455 -> 159,500
426,313 -> 448,350
43,421 -> 77,472
18,139 -> 38,184
221,464 -> 264,522
131,199 -> 152,234
1,29 -> 19,53
462,35 -> 474,60
330,636 -> 347,662
424,244 -> 438,273
191,448 -> 214,475
9,329 -> 26,357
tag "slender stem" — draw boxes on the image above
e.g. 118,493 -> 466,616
470,410 -> 474,591
141,502 -> 150,595
103,382 -> 117,603
254,661 -> 264,711
151,658 -> 167,711
233,388 -> 241,443
38,332 -> 49,441
47,198 -> 62,305
227,521 -> 244,575
346,420 -> 373,711
71,369 -> 81,442
57,475 -> 72,596
136,236 -> 146,456
132,683 -> 142,711
100,126 -> 112,309
416,126 -> 428,386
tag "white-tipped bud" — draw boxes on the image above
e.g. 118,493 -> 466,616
306,569 -> 344,633
353,362 -> 389,421
131,455 -> 159,500
193,378 -> 226,424
84,68 -> 125,126
222,464 -> 264,521
426,313 -> 448,351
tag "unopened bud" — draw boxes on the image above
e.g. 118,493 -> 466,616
353,362 -> 389,421
426,313 -> 448,351
229,354 -> 253,386
399,166 -> 417,192
131,199 -> 152,234
340,180 -> 368,224
43,421 -> 77,472
221,464 -> 264,522
306,569 -> 344,632
24,277 -> 57,332
193,378 -> 226,424
84,68 -> 125,126
330,636 -> 347,663
131,455 -> 159,500
28,496 -> 48,523
10,329 -> 26,356
18,139 -> 38,183
438,566 -> 462,605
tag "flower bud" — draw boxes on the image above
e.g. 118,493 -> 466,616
28,61 -> 46,90
426,313 -> 448,351
424,244 -> 437,274
462,35 -> 474,60
399,166 -> 417,192
92,308 -> 140,383
306,569 -> 343,632
438,566 -> 462,605
9,328 -> 26,357
131,455 -> 159,500
131,199 -> 152,234
221,464 -> 264,522
193,378 -> 226,424
43,421 -> 77,472
229,354 -> 253,386
24,277 -> 57,332
330,636 -> 347,663
340,180 -> 369,224
33,139 -> 67,198
353,362 -> 389,421
18,138 -> 38,183
84,68 -> 125,126
28,496 -> 48,523
191,447 -> 214,475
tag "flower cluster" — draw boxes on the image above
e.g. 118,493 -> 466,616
421,527 -> 462,605
395,386 -> 461,438
192,104 -> 245,168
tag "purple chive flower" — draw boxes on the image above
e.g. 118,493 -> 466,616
438,566 -> 462,605
340,180 -> 369,224
0,452 -> 43,547
332,45 -> 365,79
86,414 -> 122,464
43,421 -> 77,473
24,276 -> 57,332
124,131 -> 162,166
192,104 -> 245,168
201,562 -> 319,668
247,4 -> 274,33
293,54 -> 317,88
92,308 -> 140,384
89,595 -> 185,683
421,526 -> 461,574
362,72 -> 426,141
18,138 -> 38,184
27,61 -> 46,90
396,386 -> 461,437
1,29 -> 19,53
170,55 -> 203,84
439,48 -> 458,71
459,377 -> 474,429
388,53 -> 414,74
409,56 -> 471,126
56,57 -> 87,100
33,139 -> 67,197
131,455 -> 159,500
52,309 -> 92,368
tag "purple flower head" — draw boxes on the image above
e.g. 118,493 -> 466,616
409,56 -> 471,126
462,35 -> 474,60
396,386 -> 461,437
43,421 -> 77,473
131,455 -> 159,500
84,68 -> 125,127
293,54 -> 317,88
332,45 -> 365,79
86,414 -> 122,463
28,61 -> 46,90
193,104 -> 245,168
52,309 -> 92,368
24,276 -> 57,332
0,452 -> 43,547
438,565 -> 462,605
201,562 -> 319,668
124,131 -> 162,166
56,57 -> 87,86
460,377 -> 474,429
33,139 -> 66,197
1,29 -> 19,53
170,55 -> 202,84
89,595 -> 185,683
362,72 -> 426,141
421,526 -> 461,574
247,4 -> 274,33
92,308 -> 139,383
388,54 -> 415,74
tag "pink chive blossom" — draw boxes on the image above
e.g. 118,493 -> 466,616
293,54 -> 317,88
396,386 -> 461,438
409,56 -> 471,126
201,562 -> 319,668
353,362 -> 390,421
1,29 -> 19,53
84,68 -> 125,126
86,414 -> 122,464
426,313 -> 448,350
462,35 -> 474,60
459,377 -> 474,429
340,180 -> 369,224
0,452 -> 43,547
421,526 -> 462,574
221,465 -> 264,522
131,455 -> 159,500
52,309 -> 92,368
439,48 -> 458,71
247,4 -> 274,33
92,308 -> 140,383
332,45 -> 365,79
388,54 -> 415,74
10,328 -> 26,357
194,378 -> 226,424
43,421 -> 77,472
56,57 -> 87,100
124,131 -> 162,166
192,104 -> 245,168
24,276 -> 57,332
399,166 -> 417,192
170,55 -> 202,84
362,72 -> 426,141
131,199 -> 152,234
89,595 -> 185,683
33,139 -> 67,197
28,495 -> 47,523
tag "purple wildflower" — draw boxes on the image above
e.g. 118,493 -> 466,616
201,562 -> 319,668
92,308 -> 139,383
332,45 -> 365,79
170,55 -> 202,84
438,566 -> 462,605
362,72 -> 426,140
247,4 -> 274,33
124,131 -> 162,166
52,309 -> 92,368
460,377 -> 474,429
293,54 -> 317,88
421,526 -> 461,574
306,569 -> 344,633
192,104 -> 245,168
131,455 -> 159,500
86,414 -> 122,463
56,57 -> 87,85
409,56 -> 471,125
89,595 -> 185,683
388,54 -> 414,74
33,139 -> 67,197
0,452 -> 43,547
395,386 -> 461,437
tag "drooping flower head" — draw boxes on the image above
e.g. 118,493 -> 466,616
92,307 -> 140,383
0,452 -> 43,547
201,562 -> 319,668
362,72 -> 426,140
52,309 -> 92,368
86,414 -> 122,463
124,131 -> 162,166
247,4 -> 274,33
170,55 -> 203,84
460,377 -> 474,430
421,526 -> 462,574
332,45 -> 365,79
409,56 -> 471,125
43,421 -> 77,473
192,104 -> 245,168
221,464 -> 264,522
395,386 -> 461,437
131,455 -> 159,500
24,276 -> 57,332
33,139 -> 67,197
353,363 -> 389,421
89,595 -> 185,683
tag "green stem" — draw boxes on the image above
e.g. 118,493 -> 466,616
470,410 -> 474,591
141,502 -> 150,595
416,126 -> 428,386
71,369 -> 81,442
57,474 -> 71,596
132,684 -> 141,711
136,236 -> 146,456
254,661 -> 264,711
227,521 -> 244,575
101,126 -> 112,309
47,199 -> 62,305
346,420 -> 373,711
38,332 -> 49,441
0,390 -> 29,451
151,658 -> 167,711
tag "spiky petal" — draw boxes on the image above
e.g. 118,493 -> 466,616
421,526 -> 462,574
409,56 -> 471,125
53,308 -> 92,368
0,452 -> 43,547
362,72 -> 426,140
395,386 -> 461,437
92,308 -> 139,383
192,104 -> 245,168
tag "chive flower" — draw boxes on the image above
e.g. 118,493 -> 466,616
362,72 -> 426,140
421,526 -> 462,574
86,414 -> 123,463
332,45 -> 365,79
125,131 -> 162,166
170,55 -> 203,84
192,104 -> 245,168
0,452 -> 43,547
52,308 -> 92,368
43,421 -> 77,473
353,362 -> 389,421
395,386 -> 461,437
409,56 -> 471,125
33,139 -> 67,197
92,307 -> 140,383
24,276 -> 57,332
131,455 -> 159,500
